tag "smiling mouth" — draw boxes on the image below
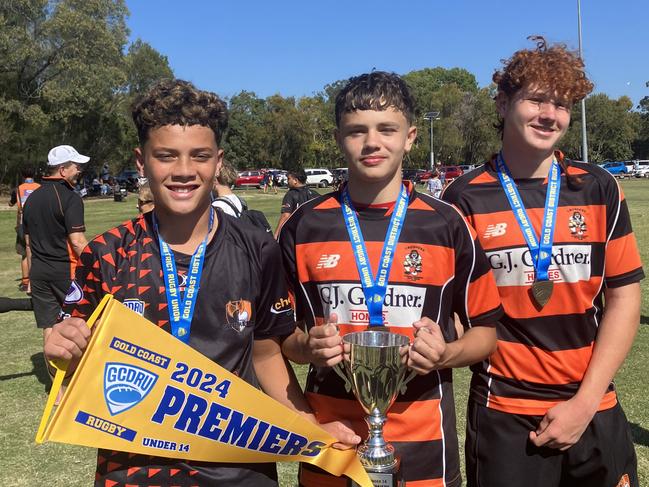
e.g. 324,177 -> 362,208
531,125 -> 556,134
167,185 -> 199,194
360,156 -> 386,165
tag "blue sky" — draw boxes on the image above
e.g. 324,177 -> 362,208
126,0 -> 648,106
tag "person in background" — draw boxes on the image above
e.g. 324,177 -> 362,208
212,159 -> 247,217
136,182 -> 154,214
9,166 -> 40,292
22,144 -> 88,377
426,170 -> 443,198
273,169 -> 318,238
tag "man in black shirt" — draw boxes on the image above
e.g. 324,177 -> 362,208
23,145 -> 88,342
273,169 -> 318,238
43,79 -> 358,487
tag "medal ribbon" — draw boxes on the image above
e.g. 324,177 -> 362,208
495,153 -> 561,282
341,185 -> 408,326
154,208 -> 214,343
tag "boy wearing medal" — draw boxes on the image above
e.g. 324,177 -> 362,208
278,71 -> 503,487
443,37 -> 643,487
43,79 -> 357,486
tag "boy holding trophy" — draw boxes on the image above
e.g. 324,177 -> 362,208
278,71 -> 503,486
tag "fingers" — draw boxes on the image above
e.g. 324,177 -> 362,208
408,319 -> 446,374
44,318 -> 90,362
321,420 -> 361,450
307,319 -> 343,367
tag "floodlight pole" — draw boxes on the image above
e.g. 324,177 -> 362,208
423,111 -> 440,170
578,0 -> 589,162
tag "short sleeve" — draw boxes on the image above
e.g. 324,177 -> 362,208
277,214 -> 309,325
604,183 -> 644,287
253,236 -> 296,339
450,208 -> 503,328
64,194 -> 85,234
280,192 -> 295,214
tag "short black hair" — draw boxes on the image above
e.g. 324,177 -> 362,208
287,169 -> 307,184
335,71 -> 416,127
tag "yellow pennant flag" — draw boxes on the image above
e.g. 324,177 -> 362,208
36,295 -> 371,487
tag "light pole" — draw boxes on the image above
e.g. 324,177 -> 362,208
577,0 -> 588,162
423,111 -> 440,170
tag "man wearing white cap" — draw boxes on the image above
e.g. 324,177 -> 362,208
22,145 -> 90,365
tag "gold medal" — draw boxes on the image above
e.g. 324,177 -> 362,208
531,280 -> 553,308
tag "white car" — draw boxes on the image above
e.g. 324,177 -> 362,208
633,160 -> 649,178
305,168 -> 334,187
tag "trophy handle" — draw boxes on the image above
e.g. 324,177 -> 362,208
399,370 -> 418,395
333,362 -> 352,394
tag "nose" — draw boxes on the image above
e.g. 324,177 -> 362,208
172,155 -> 196,180
538,101 -> 557,120
363,129 -> 381,150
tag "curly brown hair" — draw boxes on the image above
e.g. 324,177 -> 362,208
494,36 -> 593,105
216,160 -> 238,187
131,79 -> 228,145
335,71 -> 416,127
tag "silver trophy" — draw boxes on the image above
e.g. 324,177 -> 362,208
335,330 -> 415,487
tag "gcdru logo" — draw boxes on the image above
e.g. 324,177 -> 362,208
104,362 -> 158,416
123,299 -> 145,316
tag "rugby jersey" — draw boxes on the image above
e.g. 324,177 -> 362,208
443,154 -> 644,416
61,211 -> 295,486
279,182 -> 503,487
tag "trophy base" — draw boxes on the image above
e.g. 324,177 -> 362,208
348,458 -> 404,487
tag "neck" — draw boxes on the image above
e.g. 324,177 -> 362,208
346,173 -> 403,205
154,203 -> 215,253
501,140 -> 556,179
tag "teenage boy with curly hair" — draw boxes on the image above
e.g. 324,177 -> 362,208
444,37 -> 643,487
44,79 -> 356,486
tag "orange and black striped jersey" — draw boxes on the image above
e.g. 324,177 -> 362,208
279,183 -> 503,487
443,159 -> 644,416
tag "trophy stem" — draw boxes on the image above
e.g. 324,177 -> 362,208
357,409 -> 397,472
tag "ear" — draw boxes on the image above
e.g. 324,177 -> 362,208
215,148 -> 224,177
404,126 -> 417,152
134,147 -> 145,177
495,92 -> 509,118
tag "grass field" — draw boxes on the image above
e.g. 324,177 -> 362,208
0,182 -> 647,486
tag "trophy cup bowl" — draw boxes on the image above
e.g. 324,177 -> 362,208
335,330 -> 414,486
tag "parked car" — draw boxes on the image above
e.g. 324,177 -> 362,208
235,170 -> 265,188
402,169 -> 424,183
440,165 -> 463,182
633,160 -> 649,178
115,169 -> 139,192
458,164 -> 475,173
601,161 -> 630,178
305,168 -> 334,187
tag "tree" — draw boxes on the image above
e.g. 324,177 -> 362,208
124,39 -> 173,96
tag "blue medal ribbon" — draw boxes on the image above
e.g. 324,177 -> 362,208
154,209 -> 214,343
495,153 -> 561,283
341,185 -> 408,327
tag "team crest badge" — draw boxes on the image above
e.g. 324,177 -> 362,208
568,210 -> 587,240
225,299 -> 253,333
403,248 -> 423,281
103,362 -> 158,416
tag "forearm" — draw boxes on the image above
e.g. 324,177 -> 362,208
274,212 -> 291,239
437,325 -> 497,369
69,233 -> 88,258
254,337 -> 316,421
573,283 -> 640,412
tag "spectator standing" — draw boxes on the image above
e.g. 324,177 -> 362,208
9,167 -> 40,292
274,169 -> 318,238
426,171 -> 443,198
22,145 -> 88,360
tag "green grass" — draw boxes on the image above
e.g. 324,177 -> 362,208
0,182 -> 647,486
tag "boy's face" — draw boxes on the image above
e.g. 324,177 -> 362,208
498,84 -> 571,154
135,124 -> 223,218
336,108 -> 416,186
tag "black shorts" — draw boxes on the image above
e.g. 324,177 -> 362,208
465,401 -> 638,487
30,279 -> 72,328
15,224 -> 26,257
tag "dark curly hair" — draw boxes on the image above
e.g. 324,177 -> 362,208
335,71 -> 416,127
131,79 -> 228,145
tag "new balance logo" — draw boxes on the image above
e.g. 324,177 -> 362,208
483,223 -> 507,238
316,254 -> 341,269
